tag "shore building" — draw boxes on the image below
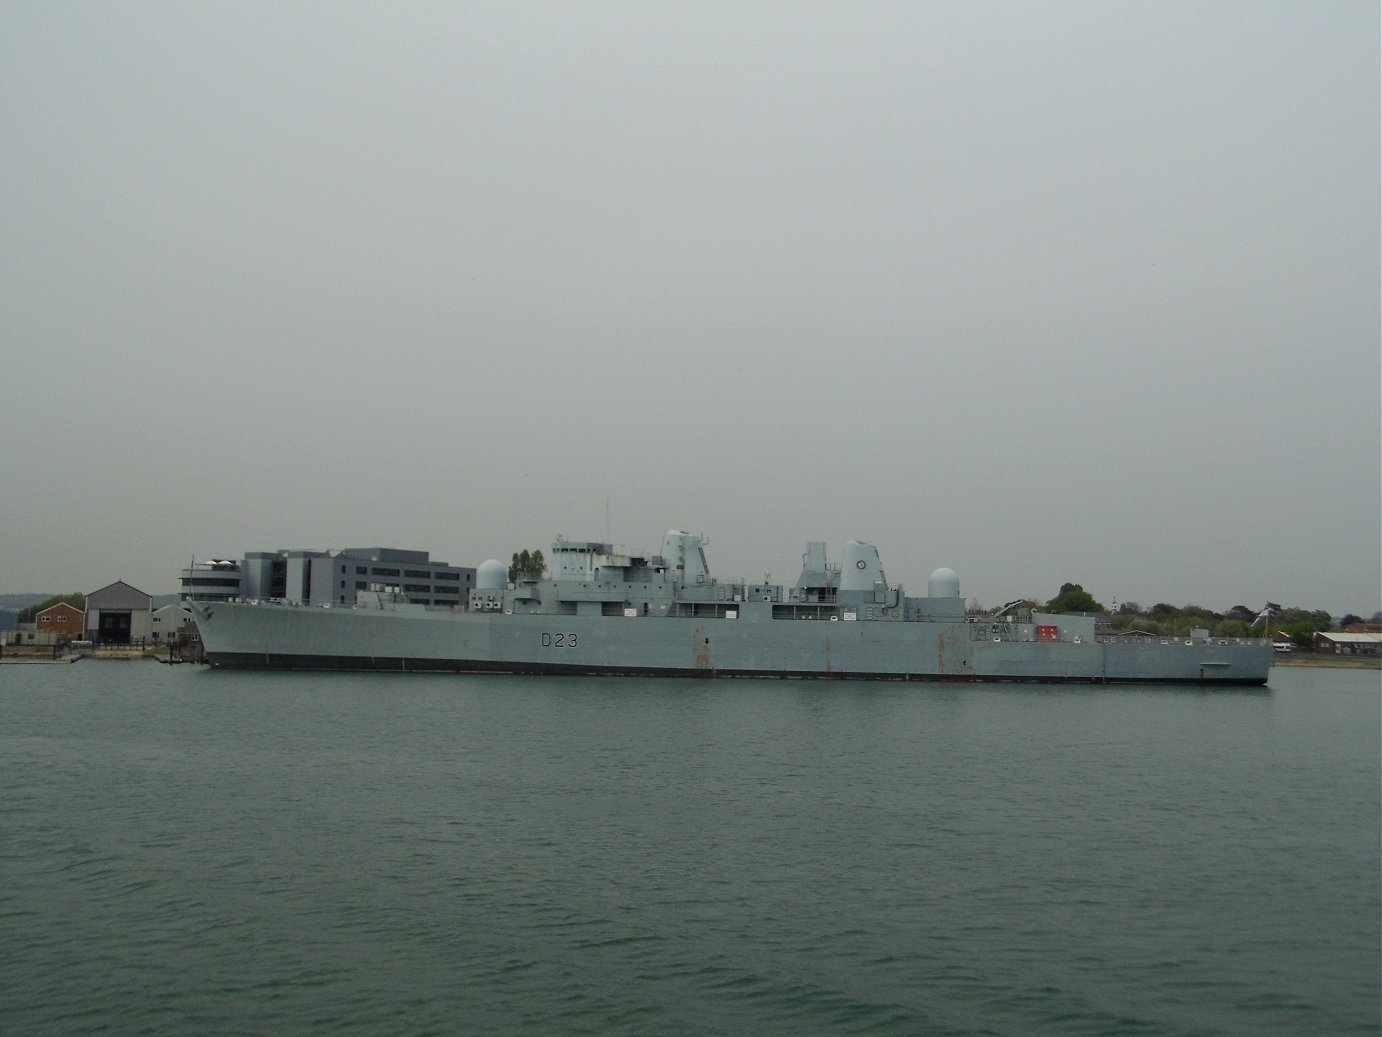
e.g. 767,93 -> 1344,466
180,549 -> 475,608
1313,631 -> 1381,656
85,581 -> 154,644
37,601 -> 85,643
151,603 -> 197,643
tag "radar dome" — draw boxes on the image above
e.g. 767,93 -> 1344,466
928,567 -> 960,599
477,559 -> 508,590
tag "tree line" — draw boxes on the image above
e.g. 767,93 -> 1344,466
13,575 -> 1366,649
508,550 -> 546,582
14,593 -> 85,624
1034,582 -> 1368,645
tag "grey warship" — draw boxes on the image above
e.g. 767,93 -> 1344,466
189,530 -> 1271,684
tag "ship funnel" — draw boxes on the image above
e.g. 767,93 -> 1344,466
839,541 -> 885,593
661,530 -> 710,581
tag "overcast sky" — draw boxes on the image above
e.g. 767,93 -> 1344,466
2,1 -> 1378,615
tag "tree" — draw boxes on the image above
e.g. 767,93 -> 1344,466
17,593 -> 84,624
1213,619 -> 1253,638
1273,607 -> 1331,631
1045,582 -> 1105,614
1281,620 -> 1318,648
1179,605 -> 1221,626
508,549 -> 546,582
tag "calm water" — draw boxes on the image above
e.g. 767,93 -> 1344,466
0,662 -> 1377,1036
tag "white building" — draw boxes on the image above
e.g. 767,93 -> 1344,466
151,603 -> 197,643
180,548 -> 475,607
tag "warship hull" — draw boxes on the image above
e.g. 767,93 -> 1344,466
191,598 -> 1272,684
189,531 -> 1271,684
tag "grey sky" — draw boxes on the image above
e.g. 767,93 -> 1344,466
2,1 -> 1378,616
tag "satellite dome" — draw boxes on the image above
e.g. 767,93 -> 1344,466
477,559 -> 508,590
928,567 -> 961,599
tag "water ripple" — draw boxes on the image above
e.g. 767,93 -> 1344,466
0,664 -> 1376,1036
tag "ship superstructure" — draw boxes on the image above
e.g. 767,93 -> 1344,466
189,530 -> 1271,684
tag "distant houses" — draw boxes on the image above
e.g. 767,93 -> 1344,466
151,604 -> 197,645
1313,631 -> 1380,657
36,601 -> 85,642
3,581 -> 196,647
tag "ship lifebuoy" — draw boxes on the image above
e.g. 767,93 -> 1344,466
856,559 -> 866,569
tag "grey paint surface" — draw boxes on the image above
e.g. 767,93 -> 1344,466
193,534 -> 1270,683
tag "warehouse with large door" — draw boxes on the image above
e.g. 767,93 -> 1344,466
85,581 -> 153,644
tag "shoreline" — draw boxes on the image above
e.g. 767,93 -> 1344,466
2,646 -> 1374,671
1272,655 -> 1379,670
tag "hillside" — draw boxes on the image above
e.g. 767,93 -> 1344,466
0,593 -> 181,611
